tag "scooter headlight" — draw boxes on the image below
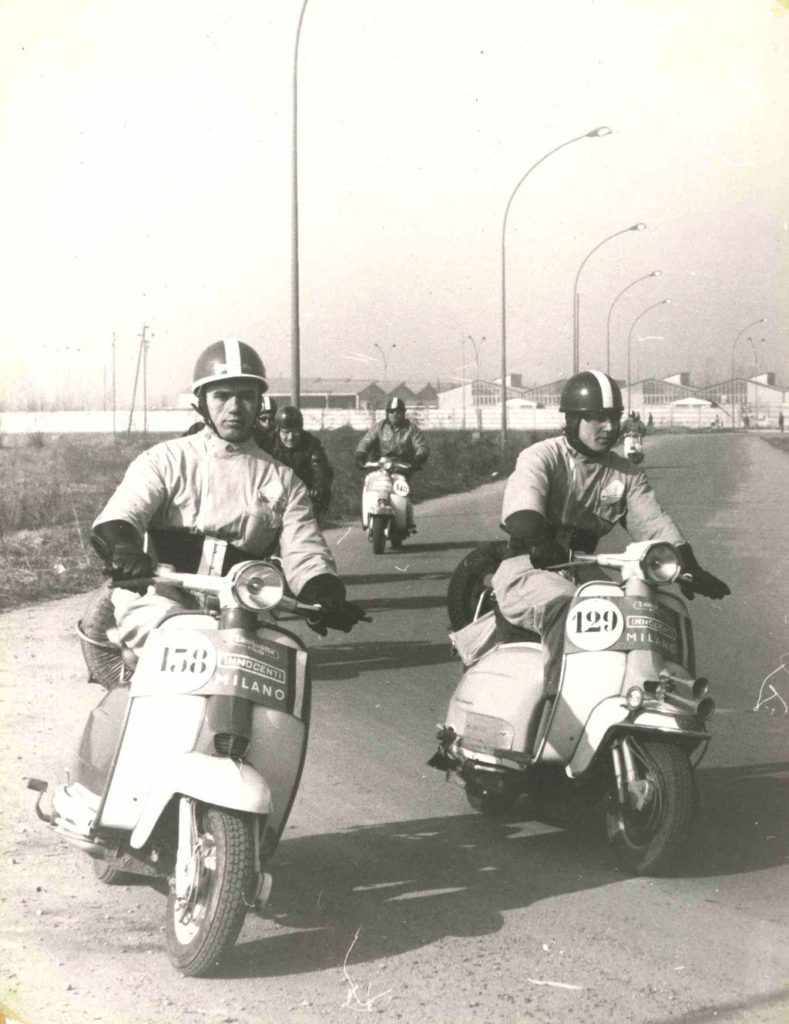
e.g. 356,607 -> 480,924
640,543 -> 680,585
230,561 -> 285,611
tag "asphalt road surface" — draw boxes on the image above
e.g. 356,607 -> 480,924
1,432 -> 788,1024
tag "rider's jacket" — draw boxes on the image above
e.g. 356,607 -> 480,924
270,431 -> 334,492
94,427 -> 338,591
355,418 -> 429,467
503,435 -> 684,553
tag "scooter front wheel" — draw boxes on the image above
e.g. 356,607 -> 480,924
165,805 -> 257,977
606,738 -> 695,876
465,782 -> 519,816
371,516 -> 387,555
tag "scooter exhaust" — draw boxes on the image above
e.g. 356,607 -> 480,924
660,688 -> 715,720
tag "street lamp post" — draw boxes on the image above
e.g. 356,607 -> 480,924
374,342 -> 396,382
605,270 -> 662,376
626,300 -> 670,411
729,318 -> 766,428
573,222 -> 646,374
499,126 -> 612,459
290,0 -> 310,408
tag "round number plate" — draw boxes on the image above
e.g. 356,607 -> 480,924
566,597 -> 624,651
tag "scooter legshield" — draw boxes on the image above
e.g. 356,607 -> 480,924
129,751 -> 271,850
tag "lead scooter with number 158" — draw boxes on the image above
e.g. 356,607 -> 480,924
27,559 -> 322,976
430,541 -> 713,875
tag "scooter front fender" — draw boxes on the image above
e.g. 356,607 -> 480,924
565,700 -> 707,778
129,751 -> 271,850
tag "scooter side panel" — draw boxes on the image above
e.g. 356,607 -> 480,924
446,644 -> 544,754
74,685 -> 131,795
98,695 -> 206,829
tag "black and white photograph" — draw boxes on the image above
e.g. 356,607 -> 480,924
1,2 -> 788,1022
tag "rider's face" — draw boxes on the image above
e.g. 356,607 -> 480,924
278,428 -> 301,449
578,411 -> 620,452
258,414 -> 275,434
388,408 -> 405,427
205,380 -> 260,442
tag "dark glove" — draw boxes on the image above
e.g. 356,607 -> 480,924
676,543 -> 731,601
529,538 -> 569,570
91,519 -> 154,592
297,573 -> 371,636
354,452 -> 369,470
309,487 -> 328,508
306,597 -> 370,636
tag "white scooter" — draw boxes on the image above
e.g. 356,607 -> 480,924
431,541 -> 713,876
28,559 -> 322,976
623,431 -> 645,464
361,457 -> 414,554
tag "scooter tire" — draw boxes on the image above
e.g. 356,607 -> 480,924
165,806 -> 257,977
465,784 -> 518,816
446,540 -> 508,631
371,517 -> 387,555
92,857 -> 129,886
606,738 -> 695,876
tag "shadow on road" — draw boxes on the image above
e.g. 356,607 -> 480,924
340,570 -> 450,586
311,639 -> 455,679
354,594 -> 449,613
685,761 -> 789,877
225,809 -> 617,980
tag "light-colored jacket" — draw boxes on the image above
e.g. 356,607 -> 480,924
94,427 -> 337,594
502,435 -> 684,550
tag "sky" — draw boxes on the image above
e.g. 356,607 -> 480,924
1,0 -> 787,409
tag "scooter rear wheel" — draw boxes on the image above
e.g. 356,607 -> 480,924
165,805 -> 257,977
446,540 -> 508,631
606,738 -> 695,876
465,783 -> 519,816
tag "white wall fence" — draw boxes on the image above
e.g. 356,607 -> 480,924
0,403 -> 785,436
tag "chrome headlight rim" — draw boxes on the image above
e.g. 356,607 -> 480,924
229,560 -> 285,611
639,542 -> 681,585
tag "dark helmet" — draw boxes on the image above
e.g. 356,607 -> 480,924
559,371 -> 623,415
259,395 -> 278,417
275,405 -> 304,430
192,339 -> 268,395
387,396 -> 406,414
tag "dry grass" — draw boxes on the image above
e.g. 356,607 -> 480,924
0,427 -> 546,612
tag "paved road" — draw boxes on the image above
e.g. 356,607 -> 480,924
1,432 -> 787,1024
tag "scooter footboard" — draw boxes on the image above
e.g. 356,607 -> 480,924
129,751 -> 271,849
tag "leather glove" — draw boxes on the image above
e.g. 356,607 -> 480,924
91,520 -> 154,593
306,597 -> 370,637
297,573 -> 371,636
354,452 -> 369,469
529,538 -> 569,570
109,543 -> 154,587
676,543 -> 731,601
310,487 -> 328,508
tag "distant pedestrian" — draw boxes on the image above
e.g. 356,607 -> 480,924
779,411 -> 785,433
743,412 -> 750,429
647,411 -> 654,430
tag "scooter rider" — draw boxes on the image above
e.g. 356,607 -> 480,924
270,405 -> 334,518
91,339 -> 367,649
254,395 -> 278,453
491,369 -> 730,693
354,397 -> 430,473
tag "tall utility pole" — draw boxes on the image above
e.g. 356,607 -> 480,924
112,331 -> 117,437
291,0 -> 310,407
128,324 -> 149,434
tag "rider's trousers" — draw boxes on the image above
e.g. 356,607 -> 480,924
491,556 -> 583,696
110,584 -> 201,652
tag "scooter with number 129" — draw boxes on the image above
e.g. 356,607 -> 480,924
431,540 -> 714,875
